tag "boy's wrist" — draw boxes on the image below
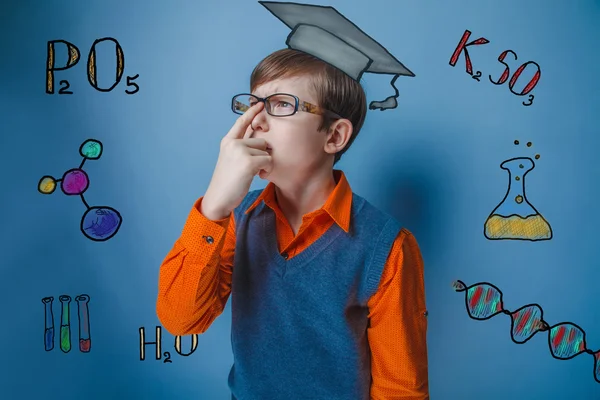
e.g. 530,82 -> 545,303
200,197 -> 230,221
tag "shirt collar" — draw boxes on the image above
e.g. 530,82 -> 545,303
244,169 -> 352,233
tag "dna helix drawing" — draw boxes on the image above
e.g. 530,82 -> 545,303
452,280 -> 600,383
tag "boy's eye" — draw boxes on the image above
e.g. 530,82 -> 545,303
273,101 -> 292,108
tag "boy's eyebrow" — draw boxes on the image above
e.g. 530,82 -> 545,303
254,87 -> 279,97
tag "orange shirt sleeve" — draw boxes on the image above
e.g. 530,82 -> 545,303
367,228 -> 429,399
156,196 -> 236,336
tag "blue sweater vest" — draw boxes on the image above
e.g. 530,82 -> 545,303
228,189 -> 402,400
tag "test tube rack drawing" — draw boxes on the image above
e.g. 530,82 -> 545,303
42,295 -> 91,353
38,139 -> 122,242
452,280 -> 600,383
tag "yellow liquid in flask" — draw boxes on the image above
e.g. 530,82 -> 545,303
484,157 -> 552,241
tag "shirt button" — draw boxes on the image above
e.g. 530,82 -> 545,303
282,252 -> 289,260
203,235 -> 214,244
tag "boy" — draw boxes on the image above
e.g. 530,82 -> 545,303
157,3 -> 428,399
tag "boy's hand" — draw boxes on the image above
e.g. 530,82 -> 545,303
202,102 -> 273,220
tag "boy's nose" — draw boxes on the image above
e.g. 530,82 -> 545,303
250,110 -> 269,132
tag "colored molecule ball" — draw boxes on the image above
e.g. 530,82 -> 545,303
79,139 -> 103,160
61,169 -> 90,195
38,176 -> 57,194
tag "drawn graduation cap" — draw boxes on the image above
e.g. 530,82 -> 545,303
259,1 -> 415,111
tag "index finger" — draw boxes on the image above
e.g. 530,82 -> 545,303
227,101 -> 264,139
242,123 -> 254,139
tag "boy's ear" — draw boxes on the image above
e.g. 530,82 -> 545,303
325,119 -> 353,155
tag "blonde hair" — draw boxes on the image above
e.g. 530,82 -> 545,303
250,49 -> 367,165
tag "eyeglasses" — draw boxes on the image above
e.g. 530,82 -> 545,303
231,93 -> 342,119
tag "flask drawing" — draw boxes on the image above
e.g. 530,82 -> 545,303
484,157 -> 552,241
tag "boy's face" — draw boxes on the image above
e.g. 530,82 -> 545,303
248,75 -> 342,182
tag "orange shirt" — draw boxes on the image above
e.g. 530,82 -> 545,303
157,169 -> 429,399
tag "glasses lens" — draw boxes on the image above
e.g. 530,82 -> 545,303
232,94 -> 258,114
266,94 -> 296,116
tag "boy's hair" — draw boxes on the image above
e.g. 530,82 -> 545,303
250,49 -> 367,165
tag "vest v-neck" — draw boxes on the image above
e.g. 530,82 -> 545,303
230,189 -> 402,399
262,206 -> 345,276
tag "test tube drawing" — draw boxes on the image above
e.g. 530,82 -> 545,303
76,295 -> 91,352
42,297 -> 55,351
59,295 -> 71,353
42,294 -> 91,353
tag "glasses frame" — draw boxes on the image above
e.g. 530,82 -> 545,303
231,92 -> 342,119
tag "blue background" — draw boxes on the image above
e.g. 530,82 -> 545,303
1,0 -> 599,398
